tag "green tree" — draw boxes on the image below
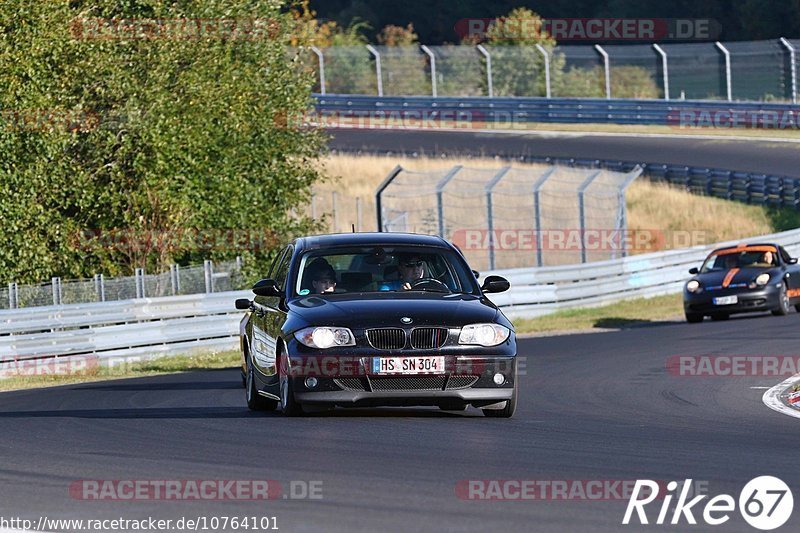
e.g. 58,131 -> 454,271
0,0 -> 325,283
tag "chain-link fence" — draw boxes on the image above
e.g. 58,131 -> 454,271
0,258 -> 244,310
374,164 -> 642,270
310,39 -> 800,102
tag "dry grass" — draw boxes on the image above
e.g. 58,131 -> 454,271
314,154 -> 779,251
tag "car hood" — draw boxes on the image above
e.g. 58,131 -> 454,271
695,266 -> 781,288
286,292 -> 499,331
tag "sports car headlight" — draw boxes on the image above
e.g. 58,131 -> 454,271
294,327 -> 355,349
458,324 -> 510,347
686,280 -> 701,293
755,273 -> 770,286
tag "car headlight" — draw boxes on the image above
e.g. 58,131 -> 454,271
458,323 -> 510,347
294,327 -> 355,349
755,273 -> 770,286
686,280 -> 701,293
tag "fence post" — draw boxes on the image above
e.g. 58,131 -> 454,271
356,197 -> 362,232
485,167 -> 511,270
204,260 -> 213,294
780,38 -> 797,104
535,44 -> 551,98
135,268 -> 145,299
366,44 -> 383,97
8,282 -> 17,309
435,166 -> 463,239
421,45 -> 437,97
375,165 -> 404,231
577,170 -> 603,264
94,273 -> 105,302
652,43 -> 670,100
51,277 -> 61,306
310,46 -> 326,95
311,191 -> 317,220
617,166 -> 644,258
174,264 -> 182,294
477,44 -> 493,98
169,264 -> 178,295
715,41 -> 732,101
594,45 -> 611,99
532,167 -> 556,267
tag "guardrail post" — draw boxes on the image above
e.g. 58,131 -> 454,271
421,45 -> 437,97
715,41 -> 733,101
366,44 -> 383,97
94,273 -> 105,302
577,170 -> 603,263
532,167 -> 556,267
485,166 -> 511,270
780,38 -> 797,104
375,165 -> 404,231
653,44 -> 670,100
594,45 -> 611,99
203,260 -> 213,294
310,46 -> 326,95
535,44 -> 551,98
51,277 -> 62,306
477,44 -> 493,97
135,268 -> 145,299
435,165 -> 463,239
8,282 -> 17,309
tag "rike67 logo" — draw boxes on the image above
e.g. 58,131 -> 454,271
623,477 -> 793,530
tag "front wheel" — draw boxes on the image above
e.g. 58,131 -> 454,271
279,353 -> 304,417
246,355 -> 278,411
483,385 -> 517,418
772,283 -> 791,316
710,313 -> 729,321
685,312 -> 703,323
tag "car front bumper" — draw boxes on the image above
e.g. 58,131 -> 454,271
683,284 -> 782,315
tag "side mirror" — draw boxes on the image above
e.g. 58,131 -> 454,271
790,258 -> 798,265
235,298 -> 252,310
481,275 -> 510,294
688,267 -> 699,275
472,270 -> 480,279
252,278 -> 282,297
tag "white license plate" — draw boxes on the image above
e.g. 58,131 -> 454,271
372,356 -> 445,374
713,296 -> 738,305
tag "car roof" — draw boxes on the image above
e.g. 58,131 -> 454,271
710,243 -> 780,254
294,232 -> 451,251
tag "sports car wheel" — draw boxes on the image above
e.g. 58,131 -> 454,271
772,282 -> 791,316
279,352 -> 304,417
685,312 -> 703,323
483,384 -> 517,418
246,355 -> 277,411
710,313 -> 729,321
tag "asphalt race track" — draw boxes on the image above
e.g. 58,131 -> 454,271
328,129 -> 800,178
1,315 -> 798,532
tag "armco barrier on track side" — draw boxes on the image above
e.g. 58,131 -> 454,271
3,228 -> 800,369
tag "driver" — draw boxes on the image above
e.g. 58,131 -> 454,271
756,250 -> 776,266
380,253 -> 425,291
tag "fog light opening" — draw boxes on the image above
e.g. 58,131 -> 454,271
493,373 -> 505,385
305,377 -> 319,389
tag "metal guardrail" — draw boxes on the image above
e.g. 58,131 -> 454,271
3,226 -> 800,373
315,94 -> 800,126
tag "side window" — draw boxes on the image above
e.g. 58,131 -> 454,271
273,246 -> 293,290
780,246 -> 793,264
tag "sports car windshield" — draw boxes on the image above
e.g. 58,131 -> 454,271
700,247 -> 778,273
294,246 -> 481,296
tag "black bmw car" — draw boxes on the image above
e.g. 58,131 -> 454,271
235,232 -> 517,417
683,243 -> 800,322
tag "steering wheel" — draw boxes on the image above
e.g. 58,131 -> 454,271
409,277 -> 451,293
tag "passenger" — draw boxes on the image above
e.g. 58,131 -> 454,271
306,258 -> 337,294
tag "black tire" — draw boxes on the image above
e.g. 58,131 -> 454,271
685,312 -> 703,323
772,283 -> 791,316
482,384 -> 517,418
246,355 -> 278,411
710,313 -> 730,321
279,352 -> 304,417
794,304 -> 800,312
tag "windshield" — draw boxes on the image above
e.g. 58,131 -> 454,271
293,246 -> 480,296
700,247 -> 778,273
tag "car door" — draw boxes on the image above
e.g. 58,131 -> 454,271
778,246 -> 800,297
252,245 -> 292,389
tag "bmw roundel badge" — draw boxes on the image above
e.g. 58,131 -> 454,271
400,317 -> 413,324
